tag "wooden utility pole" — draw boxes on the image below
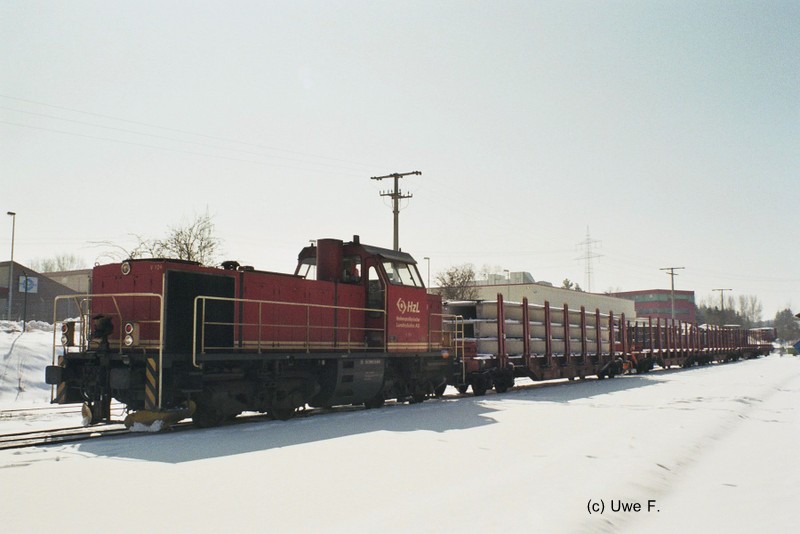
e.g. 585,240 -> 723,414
660,266 -> 685,319
712,288 -> 733,317
370,171 -> 421,251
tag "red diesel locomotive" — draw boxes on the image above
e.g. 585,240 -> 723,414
45,236 -> 456,427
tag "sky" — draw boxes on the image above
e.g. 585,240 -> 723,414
1,0 -> 798,319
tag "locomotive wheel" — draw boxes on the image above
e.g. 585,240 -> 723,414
270,405 -> 296,421
434,383 -> 447,397
456,384 -> 469,395
192,404 -> 225,428
364,393 -> 385,409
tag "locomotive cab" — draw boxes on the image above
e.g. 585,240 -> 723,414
294,236 -> 441,351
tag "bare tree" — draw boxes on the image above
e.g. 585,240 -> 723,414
478,264 -> 502,281
98,210 -> 222,266
698,294 -> 742,325
434,264 -> 479,300
738,294 -> 763,328
29,253 -> 87,272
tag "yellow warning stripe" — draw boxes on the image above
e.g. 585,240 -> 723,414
55,355 -> 67,404
145,357 -> 158,410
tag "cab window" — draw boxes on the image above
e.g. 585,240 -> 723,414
382,261 -> 423,287
342,256 -> 362,283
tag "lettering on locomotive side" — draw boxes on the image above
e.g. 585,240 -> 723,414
396,316 -> 421,329
396,298 -> 420,314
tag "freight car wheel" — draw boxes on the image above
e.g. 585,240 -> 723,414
456,385 -> 469,395
471,376 -> 488,396
410,393 -> 427,404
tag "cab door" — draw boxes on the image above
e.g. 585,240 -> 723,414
365,261 -> 386,348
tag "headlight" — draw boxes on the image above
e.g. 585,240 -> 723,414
123,322 -> 139,347
61,321 -> 75,347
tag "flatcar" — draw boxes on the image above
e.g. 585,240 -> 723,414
446,296 -> 774,392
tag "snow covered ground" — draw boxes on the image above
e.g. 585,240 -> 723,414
1,321 -> 799,533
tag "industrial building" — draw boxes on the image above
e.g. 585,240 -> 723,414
611,289 -> 696,323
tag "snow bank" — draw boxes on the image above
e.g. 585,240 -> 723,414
0,320 -> 55,405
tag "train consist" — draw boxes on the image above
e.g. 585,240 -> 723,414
44,236 -> 774,428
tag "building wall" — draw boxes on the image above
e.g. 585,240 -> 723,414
42,269 -> 92,293
0,262 -> 78,322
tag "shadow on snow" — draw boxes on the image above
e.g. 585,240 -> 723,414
77,372 -> 660,464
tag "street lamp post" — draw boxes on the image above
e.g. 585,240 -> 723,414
423,257 -> 430,289
6,211 -> 15,321
21,271 -> 28,332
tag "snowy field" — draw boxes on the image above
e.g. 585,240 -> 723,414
1,321 -> 799,533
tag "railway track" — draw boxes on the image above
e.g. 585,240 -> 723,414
0,422 -> 130,451
0,401 -> 125,418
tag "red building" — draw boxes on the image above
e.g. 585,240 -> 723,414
611,289 -> 696,323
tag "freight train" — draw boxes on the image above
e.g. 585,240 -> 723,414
44,236 -> 774,428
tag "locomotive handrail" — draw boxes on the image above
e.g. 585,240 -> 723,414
51,292 -> 165,408
432,312 -> 464,379
191,295 -> 387,368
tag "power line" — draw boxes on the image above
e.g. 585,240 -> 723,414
0,106 -> 372,173
0,94 -> 379,170
0,120 -> 361,176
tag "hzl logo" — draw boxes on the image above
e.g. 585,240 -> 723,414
396,298 -> 420,314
